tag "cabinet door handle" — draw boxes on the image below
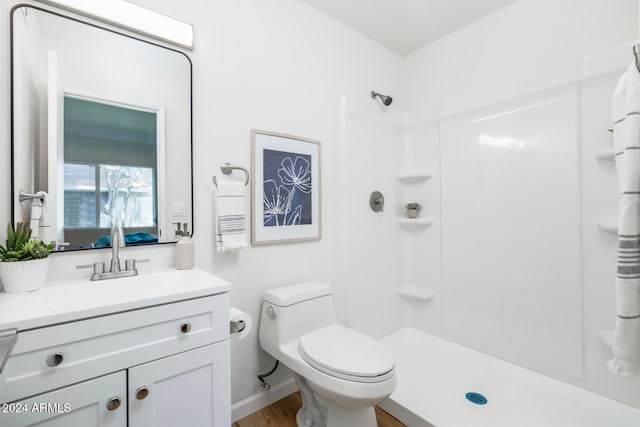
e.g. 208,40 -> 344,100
106,397 -> 121,411
136,386 -> 150,400
180,322 -> 192,333
46,352 -> 64,367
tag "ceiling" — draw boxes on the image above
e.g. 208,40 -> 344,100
298,0 -> 518,56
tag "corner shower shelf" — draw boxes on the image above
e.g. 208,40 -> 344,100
596,218 -> 618,235
396,170 -> 434,183
398,286 -> 435,301
600,329 -> 613,349
594,148 -> 615,162
397,217 -> 434,228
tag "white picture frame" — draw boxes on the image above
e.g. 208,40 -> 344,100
251,130 -> 321,245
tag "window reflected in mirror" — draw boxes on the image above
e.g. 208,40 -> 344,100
62,96 -> 159,249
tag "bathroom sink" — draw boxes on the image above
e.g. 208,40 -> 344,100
0,268 -> 230,331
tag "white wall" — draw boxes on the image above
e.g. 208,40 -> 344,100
11,10 -> 43,224
1,0 -> 404,409
401,0 -> 640,407
171,0 -> 403,405
1,4 -> 10,243
404,0 -> 638,118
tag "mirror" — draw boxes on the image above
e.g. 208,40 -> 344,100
11,5 -> 192,251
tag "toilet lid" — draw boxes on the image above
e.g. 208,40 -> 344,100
298,325 -> 395,383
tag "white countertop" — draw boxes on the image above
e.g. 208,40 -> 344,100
0,267 -> 230,331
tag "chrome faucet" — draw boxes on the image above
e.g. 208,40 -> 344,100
110,223 -> 125,273
78,223 -> 140,281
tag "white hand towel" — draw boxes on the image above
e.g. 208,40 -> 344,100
29,191 -> 49,241
215,181 -> 248,253
609,60 -> 640,375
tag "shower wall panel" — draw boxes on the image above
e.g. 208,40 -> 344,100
397,120 -> 443,333
339,110 -> 400,339
440,85 -> 583,378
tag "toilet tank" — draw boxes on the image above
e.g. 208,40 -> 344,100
259,282 -> 337,351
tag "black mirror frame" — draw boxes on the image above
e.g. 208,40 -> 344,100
9,4 -> 194,251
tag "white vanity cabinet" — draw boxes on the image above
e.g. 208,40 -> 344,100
3,343 -> 229,427
1,371 -> 127,427
128,343 -> 229,427
0,269 -> 232,427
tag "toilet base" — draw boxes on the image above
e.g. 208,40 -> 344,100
323,402 -> 377,427
294,373 -> 326,426
293,373 -> 378,427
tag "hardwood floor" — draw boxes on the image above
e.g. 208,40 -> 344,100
232,392 -> 406,427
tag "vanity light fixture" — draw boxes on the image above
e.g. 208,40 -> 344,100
36,0 -> 194,49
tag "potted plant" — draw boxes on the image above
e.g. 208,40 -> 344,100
0,222 -> 54,293
405,203 -> 421,219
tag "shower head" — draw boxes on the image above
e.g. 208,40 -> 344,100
371,91 -> 393,106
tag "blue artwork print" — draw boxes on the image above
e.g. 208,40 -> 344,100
263,149 -> 312,227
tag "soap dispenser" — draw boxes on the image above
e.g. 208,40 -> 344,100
175,222 -> 194,270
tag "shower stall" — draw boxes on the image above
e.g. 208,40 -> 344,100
335,39 -> 640,425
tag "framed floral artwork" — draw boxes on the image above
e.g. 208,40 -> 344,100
251,130 -> 321,245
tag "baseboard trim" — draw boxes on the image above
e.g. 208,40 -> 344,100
231,378 -> 298,422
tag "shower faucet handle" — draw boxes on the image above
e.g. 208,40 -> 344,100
369,191 -> 384,213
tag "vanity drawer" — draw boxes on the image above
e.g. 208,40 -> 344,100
0,293 -> 229,403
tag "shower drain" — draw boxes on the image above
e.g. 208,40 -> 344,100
465,392 -> 488,405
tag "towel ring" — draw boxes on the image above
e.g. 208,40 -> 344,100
212,162 -> 250,187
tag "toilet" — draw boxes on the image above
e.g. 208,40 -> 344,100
258,281 -> 397,427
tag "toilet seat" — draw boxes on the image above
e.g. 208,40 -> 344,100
298,325 -> 395,383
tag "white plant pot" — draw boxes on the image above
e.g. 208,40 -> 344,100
407,209 -> 419,219
0,258 -> 51,293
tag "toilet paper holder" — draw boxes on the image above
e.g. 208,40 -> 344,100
230,320 -> 246,334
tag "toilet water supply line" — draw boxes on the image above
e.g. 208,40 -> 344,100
257,360 -> 279,391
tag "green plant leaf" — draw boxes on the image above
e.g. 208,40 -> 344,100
6,223 -> 15,252
28,241 -> 52,259
0,222 -> 52,262
15,222 -> 31,249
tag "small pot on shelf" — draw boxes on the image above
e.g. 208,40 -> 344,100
405,203 -> 421,219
